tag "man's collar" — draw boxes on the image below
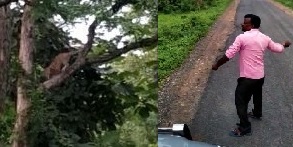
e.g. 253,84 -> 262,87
250,29 -> 259,31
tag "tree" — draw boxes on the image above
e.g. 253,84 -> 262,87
0,1 -> 12,116
0,0 -> 157,146
12,0 -> 35,146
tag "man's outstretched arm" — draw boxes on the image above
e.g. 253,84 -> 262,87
267,39 -> 291,53
212,55 -> 230,70
212,35 -> 242,70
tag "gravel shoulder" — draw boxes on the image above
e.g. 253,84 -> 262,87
158,0 -> 293,134
158,0 -> 240,127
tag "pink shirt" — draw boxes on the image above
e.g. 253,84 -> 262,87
225,29 -> 284,79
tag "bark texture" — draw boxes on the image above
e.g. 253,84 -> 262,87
0,4 -> 11,115
12,1 -> 34,146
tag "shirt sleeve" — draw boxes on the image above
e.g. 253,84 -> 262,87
225,35 -> 242,59
267,37 -> 284,53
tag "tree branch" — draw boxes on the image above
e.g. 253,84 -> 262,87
0,0 -> 17,7
86,34 -> 157,66
40,18 -> 99,90
80,18 -> 98,56
111,0 -> 138,14
23,0 -> 32,6
39,1 -> 156,90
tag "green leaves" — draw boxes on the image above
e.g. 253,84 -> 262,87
158,0 -> 232,83
34,0 -> 96,22
275,0 -> 293,9
158,0 -> 224,13
112,82 -> 134,96
27,66 -> 128,146
0,103 -> 16,144
1,0 -> 158,146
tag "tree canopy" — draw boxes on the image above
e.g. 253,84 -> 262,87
0,0 -> 157,146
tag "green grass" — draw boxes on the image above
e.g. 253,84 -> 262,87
158,0 -> 232,84
274,0 -> 293,8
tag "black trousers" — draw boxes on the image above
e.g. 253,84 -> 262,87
235,77 -> 265,128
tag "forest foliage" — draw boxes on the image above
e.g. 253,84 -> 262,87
0,0 -> 157,146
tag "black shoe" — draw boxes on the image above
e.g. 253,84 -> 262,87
229,126 -> 252,137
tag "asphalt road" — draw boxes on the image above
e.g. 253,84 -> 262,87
190,0 -> 293,146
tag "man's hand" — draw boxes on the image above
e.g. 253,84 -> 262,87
212,64 -> 218,70
283,40 -> 291,48
212,55 -> 229,71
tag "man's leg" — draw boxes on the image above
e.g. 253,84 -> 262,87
251,77 -> 265,117
235,78 -> 253,128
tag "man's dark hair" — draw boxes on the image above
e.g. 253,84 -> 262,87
244,14 -> 261,28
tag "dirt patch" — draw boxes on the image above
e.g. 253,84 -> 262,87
268,0 -> 293,17
158,0 -> 240,127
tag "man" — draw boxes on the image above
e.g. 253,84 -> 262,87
212,14 -> 291,137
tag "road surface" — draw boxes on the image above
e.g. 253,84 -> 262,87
190,0 -> 293,146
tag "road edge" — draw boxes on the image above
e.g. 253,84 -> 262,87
158,0 -> 240,127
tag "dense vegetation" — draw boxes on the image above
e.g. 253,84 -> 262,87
159,0 -> 220,13
275,0 -> 293,8
0,0 -> 157,146
158,0 -> 232,83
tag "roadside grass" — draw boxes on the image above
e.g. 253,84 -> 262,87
274,0 -> 293,8
158,0 -> 232,85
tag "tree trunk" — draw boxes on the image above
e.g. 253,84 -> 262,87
0,4 -> 11,115
12,1 -> 34,147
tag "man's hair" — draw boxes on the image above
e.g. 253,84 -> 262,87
244,14 -> 261,28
